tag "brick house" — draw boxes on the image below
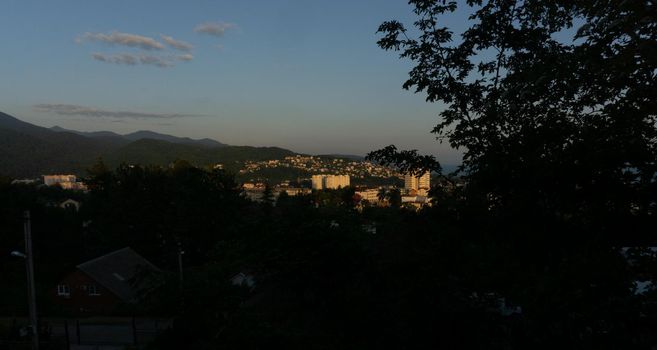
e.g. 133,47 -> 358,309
53,247 -> 161,314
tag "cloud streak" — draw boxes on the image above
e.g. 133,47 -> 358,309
77,31 -> 165,50
160,34 -> 194,51
91,52 -> 193,68
91,52 -> 171,67
194,22 -> 235,37
77,30 -> 198,68
34,104 -> 197,119
176,54 -> 194,62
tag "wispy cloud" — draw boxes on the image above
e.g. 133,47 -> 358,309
34,104 -> 197,119
91,52 -> 138,65
77,31 -> 164,50
160,34 -> 194,51
77,30 -> 197,68
91,53 -> 171,68
90,52 -> 193,68
194,22 -> 235,37
136,54 -> 173,68
176,54 -> 194,62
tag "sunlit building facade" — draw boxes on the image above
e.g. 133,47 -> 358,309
44,175 -> 77,186
311,174 -> 350,190
404,172 -> 430,191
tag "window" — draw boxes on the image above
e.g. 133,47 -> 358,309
88,284 -> 100,296
57,284 -> 70,297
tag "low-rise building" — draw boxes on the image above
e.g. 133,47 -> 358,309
356,189 -> 381,202
53,247 -> 161,314
43,174 -> 87,191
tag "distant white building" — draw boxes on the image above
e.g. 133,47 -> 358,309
311,174 -> 350,190
356,189 -> 380,202
44,175 -> 76,186
311,175 -> 325,190
401,195 -> 431,209
404,172 -> 430,192
43,175 -> 87,191
275,188 -> 310,197
11,179 -> 37,185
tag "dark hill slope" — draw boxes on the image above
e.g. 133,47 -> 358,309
50,125 -> 226,148
1,112 -> 298,177
124,130 -> 225,148
0,112 -> 121,177
104,139 -> 296,168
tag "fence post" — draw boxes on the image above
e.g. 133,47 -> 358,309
75,320 -> 80,344
64,320 -> 70,350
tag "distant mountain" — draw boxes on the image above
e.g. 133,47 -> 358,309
51,126 -> 123,138
124,130 -> 225,148
105,139 -> 295,168
51,126 -> 225,148
0,112 -> 120,177
0,112 -> 297,178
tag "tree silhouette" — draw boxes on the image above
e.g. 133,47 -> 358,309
369,0 -> 656,243
377,187 -> 387,203
367,1 -> 657,347
386,188 -> 402,208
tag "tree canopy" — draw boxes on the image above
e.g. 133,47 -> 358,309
369,0 -> 657,244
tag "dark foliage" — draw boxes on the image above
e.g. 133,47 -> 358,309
2,1 -> 656,348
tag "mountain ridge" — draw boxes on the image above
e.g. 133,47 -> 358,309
50,125 -> 226,148
0,112 -> 297,178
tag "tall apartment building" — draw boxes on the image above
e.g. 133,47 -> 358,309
311,174 -> 350,190
312,175 -> 325,190
404,172 -> 431,191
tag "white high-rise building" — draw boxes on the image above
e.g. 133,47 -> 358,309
404,172 -> 430,191
311,175 -> 350,190
312,175 -> 325,190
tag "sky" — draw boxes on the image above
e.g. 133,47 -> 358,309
0,0 -> 466,164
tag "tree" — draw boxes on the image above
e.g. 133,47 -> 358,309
385,188 -> 402,208
262,184 -> 275,206
368,1 -> 657,347
377,187 -> 387,203
84,157 -> 112,192
370,0 -> 656,242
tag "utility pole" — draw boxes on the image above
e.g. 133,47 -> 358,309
177,243 -> 184,290
23,211 -> 39,350
177,243 -> 185,310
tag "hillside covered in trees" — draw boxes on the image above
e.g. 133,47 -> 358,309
0,112 -> 297,178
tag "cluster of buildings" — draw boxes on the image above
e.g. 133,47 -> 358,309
352,172 -> 432,209
242,182 -> 312,202
311,174 -> 350,190
10,174 -> 88,191
242,171 -> 433,209
401,172 -> 432,208
240,155 -> 400,180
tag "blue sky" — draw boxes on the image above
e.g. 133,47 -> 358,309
0,0 -> 465,164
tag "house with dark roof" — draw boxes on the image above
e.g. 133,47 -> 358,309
53,247 -> 161,314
